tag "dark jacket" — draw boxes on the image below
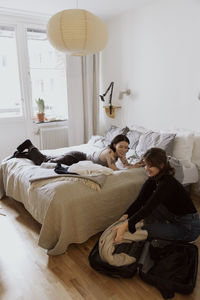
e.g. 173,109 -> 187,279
125,174 -> 197,233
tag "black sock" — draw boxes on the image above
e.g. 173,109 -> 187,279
54,163 -> 79,175
17,139 -> 33,152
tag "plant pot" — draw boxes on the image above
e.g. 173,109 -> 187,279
37,113 -> 45,122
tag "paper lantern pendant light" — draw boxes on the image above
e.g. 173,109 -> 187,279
47,9 -> 108,56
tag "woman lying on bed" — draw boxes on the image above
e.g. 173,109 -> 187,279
9,134 -> 144,171
114,147 -> 200,243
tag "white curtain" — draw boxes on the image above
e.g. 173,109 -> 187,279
67,54 -> 99,146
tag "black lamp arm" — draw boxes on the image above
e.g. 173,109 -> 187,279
99,82 -> 114,106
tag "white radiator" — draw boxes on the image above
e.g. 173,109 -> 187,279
39,126 -> 68,150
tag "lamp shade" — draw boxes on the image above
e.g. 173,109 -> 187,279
47,9 -> 108,56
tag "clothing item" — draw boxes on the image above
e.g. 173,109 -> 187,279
143,204 -> 200,242
17,139 -> 32,152
50,151 -> 86,166
125,174 -> 200,242
13,140 -> 87,166
13,140 -> 111,168
12,147 -> 48,165
99,219 -> 147,267
54,163 -> 79,175
87,148 -> 108,167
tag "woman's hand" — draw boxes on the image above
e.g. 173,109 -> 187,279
113,221 -> 128,243
121,158 -> 145,169
133,160 -> 145,168
119,155 -> 130,167
119,214 -> 128,221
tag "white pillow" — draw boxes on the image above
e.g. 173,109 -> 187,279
87,135 -> 104,145
129,124 -> 147,133
104,125 -> 129,143
191,132 -> 200,167
87,135 -> 109,148
172,131 -> 194,167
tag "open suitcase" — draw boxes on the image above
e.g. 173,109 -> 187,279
89,238 -> 198,299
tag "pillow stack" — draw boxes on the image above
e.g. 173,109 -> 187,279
88,125 -> 129,148
126,126 -> 176,164
135,131 -> 176,158
88,124 -> 197,169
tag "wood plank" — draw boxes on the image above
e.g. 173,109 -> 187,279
0,195 -> 200,300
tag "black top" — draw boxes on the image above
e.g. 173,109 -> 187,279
125,174 -> 197,233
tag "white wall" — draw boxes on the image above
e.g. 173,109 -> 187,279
100,0 -> 200,133
0,119 -> 28,162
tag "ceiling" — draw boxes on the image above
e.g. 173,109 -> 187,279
0,0 -> 150,19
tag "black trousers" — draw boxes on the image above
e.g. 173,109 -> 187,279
15,148 -> 87,166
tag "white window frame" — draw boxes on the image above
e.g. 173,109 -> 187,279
0,12 -> 68,125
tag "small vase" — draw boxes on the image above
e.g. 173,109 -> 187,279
37,113 -> 45,122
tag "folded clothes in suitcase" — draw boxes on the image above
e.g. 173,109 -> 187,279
89,238 -> 198,299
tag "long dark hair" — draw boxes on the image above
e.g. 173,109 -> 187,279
143,147 -> 175,176
109,134 -> 130,152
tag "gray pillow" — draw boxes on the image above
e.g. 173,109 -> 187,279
104,125 -> 129,143
95,138 -> 110,148
127,129 -> 142,151
126,149 -> 138,163
136,131 -> 176,158
87,135 -> 107,148
87,135 -> 104,145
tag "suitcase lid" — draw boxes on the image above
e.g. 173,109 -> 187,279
89,237 -> 198,293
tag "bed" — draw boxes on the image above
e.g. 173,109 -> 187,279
0,125 -> 199,255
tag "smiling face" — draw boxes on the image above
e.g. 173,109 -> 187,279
143,148 -> 168,177
144,161 -> 164,177
114,141 -> 129,158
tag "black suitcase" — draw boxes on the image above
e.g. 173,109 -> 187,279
89,238 -> 198,299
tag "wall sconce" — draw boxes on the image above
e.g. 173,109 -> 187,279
99,82 -> 121,118
119,89 -> 131,99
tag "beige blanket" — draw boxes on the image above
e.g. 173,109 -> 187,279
99,220 -> 147,266
29,166 -> 107,191
0,157 -> 147,255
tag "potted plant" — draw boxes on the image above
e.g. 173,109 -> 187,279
36,98 -> 45,122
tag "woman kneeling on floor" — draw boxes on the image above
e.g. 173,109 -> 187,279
114,147 -> 200,244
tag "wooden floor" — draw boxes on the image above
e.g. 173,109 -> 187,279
0,195 -> 200,300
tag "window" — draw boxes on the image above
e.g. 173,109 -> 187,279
0,25 -> 22,118
27,28 -> 68,121
0,20 -> 68,122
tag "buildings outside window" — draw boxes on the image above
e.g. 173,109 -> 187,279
0,21 -> 68,121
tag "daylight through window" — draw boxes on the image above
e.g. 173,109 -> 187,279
0,26 -> 22,118
27,28 -> 68,121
